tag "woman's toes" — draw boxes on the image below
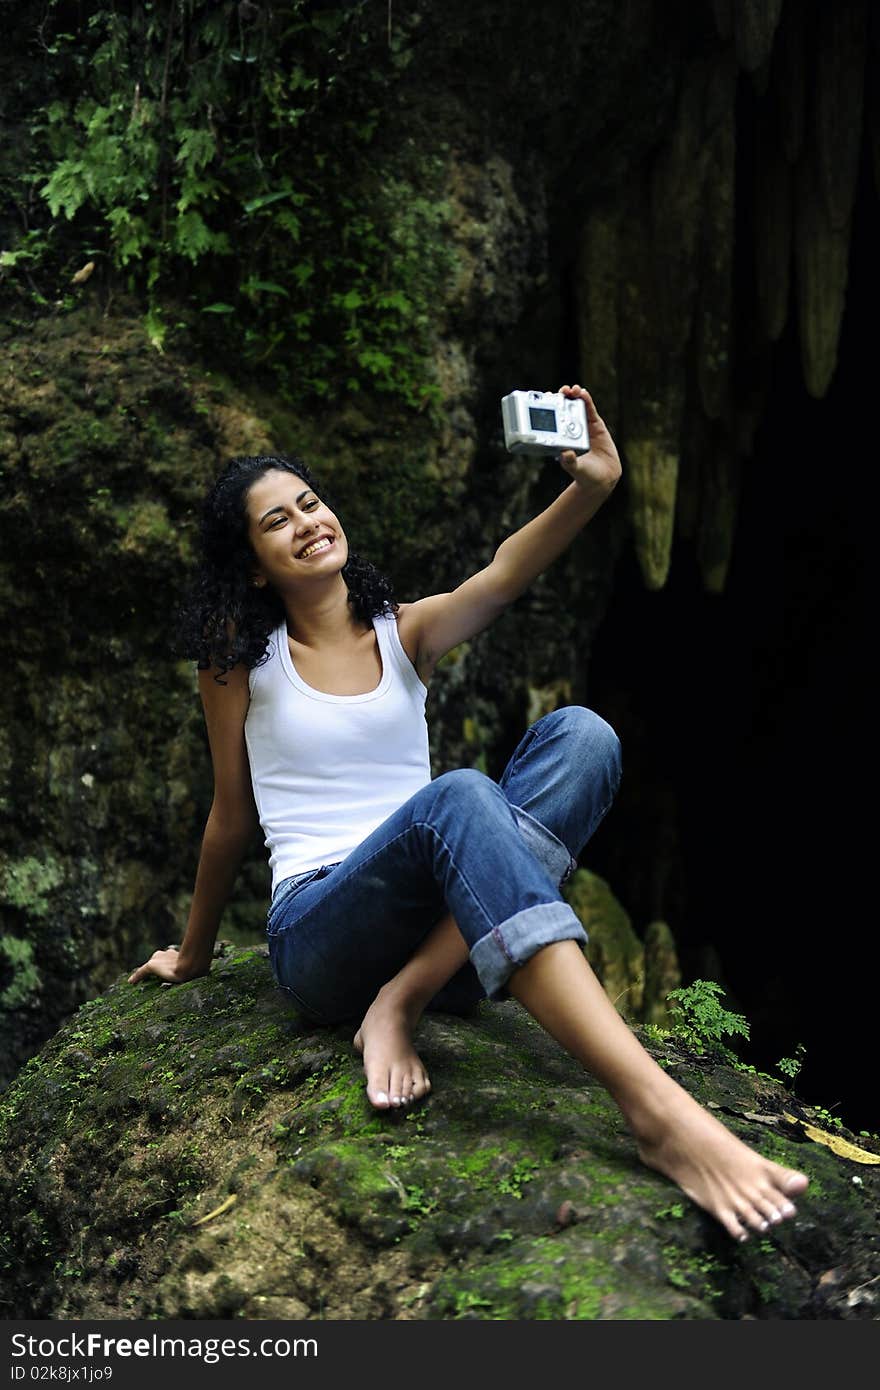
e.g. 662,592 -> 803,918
754,1190 -> 784,1225
782,1170 -> 808,1197
722,1209 -> 749,1242
741,1202 -> 769,1233
760,1199 -> 783,1225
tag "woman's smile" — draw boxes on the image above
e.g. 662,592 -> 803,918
297,536 -> 336,560
246,468 -> 349,588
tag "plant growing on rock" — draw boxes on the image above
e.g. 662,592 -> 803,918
3,1 -> 454,408
665,979 -> 749,1061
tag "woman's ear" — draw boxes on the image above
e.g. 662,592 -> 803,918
252,572 -> 267,588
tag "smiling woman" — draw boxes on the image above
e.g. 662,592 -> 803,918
175,454 -> 398,682
128,391 -> 809,1244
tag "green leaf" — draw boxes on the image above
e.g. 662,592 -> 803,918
175,127 -> 217,175
173,210 -> 216,261
243,190 -> 294,214
41,161 -> 89,219
200,303 -> 236,314
242,280 -> 290,297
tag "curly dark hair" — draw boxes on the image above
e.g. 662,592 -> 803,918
175,453 -> 398,679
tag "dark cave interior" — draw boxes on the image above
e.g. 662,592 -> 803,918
584,76 -> 876,1134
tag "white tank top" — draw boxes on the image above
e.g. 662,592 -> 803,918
244,610 -> 432,895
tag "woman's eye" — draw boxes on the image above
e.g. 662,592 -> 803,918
269,517 -> 286,528
304,499 -> 319,510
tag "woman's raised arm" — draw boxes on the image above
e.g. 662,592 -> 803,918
399,386 -> 622,680
127,662 -> 259,986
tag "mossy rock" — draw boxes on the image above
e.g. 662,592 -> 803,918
1,945 -> 877,1320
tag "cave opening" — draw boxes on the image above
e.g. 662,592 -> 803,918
584,69 -> 877,1133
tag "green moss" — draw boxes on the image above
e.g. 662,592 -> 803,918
431,1231 -> 691,1320
0,936 -> 42,1009
0,855 -> 64,916
661,1244 -> 723,1299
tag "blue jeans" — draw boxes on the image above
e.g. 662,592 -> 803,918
266,706 -> 622,1024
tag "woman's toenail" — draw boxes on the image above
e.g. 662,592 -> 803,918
769,1209 -> 782,1223
760,1220 -> 768,1231
738,1233 -> 748,1243
781,1200 -> 795,1216
376,1091 -> 388,1105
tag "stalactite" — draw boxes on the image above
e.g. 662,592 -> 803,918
650,55 -> 712,359
695,49 -> 736,421
574,208 -> 620,436
794,157 -> 850,399
676,406 -> 708,545
618,181 -> 682,593
618,101 -> 698,595
734,333 -> 772,461
622,427 -> 681,593
815,0 -> 867,232
754,92 -> 791,343
773,0 -> 805,164
618,394 -> 684,596
695,432 -> 742,596
732,0 -> 783,73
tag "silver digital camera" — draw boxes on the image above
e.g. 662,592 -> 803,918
501,389 -> 590,457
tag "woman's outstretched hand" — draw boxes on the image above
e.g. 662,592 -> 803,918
557,385 -> 622,492
127,947 -> 210,987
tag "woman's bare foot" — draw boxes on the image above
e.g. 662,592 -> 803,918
353,983 -> 432,1111
625,1078 -> 809,1241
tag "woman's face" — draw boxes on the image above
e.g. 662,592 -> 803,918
245,469 -> 349,592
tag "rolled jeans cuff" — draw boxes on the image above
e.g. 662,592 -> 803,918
470,902 -> 589,1002
511,804 -> 578,886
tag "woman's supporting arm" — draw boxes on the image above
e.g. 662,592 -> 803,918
128,662 -> 258,985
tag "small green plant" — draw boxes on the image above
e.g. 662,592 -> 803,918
654,1201 -> 685,1221
775,1043 -> 806,1085
810,1105 -> 844,1132
641,1022 -> 672,1045
403,1184 -> 437,1216
665,980 -> 749,1059
497,1158 -> 539,1199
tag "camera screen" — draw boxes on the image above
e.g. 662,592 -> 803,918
529,407 -> 557,432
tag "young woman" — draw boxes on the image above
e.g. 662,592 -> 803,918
128,385 -> 808,1242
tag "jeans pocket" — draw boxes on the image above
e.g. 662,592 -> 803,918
267,863 -> 342,936
267,870 -> 321,934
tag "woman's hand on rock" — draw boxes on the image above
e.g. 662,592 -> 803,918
127,947 -> 210,987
